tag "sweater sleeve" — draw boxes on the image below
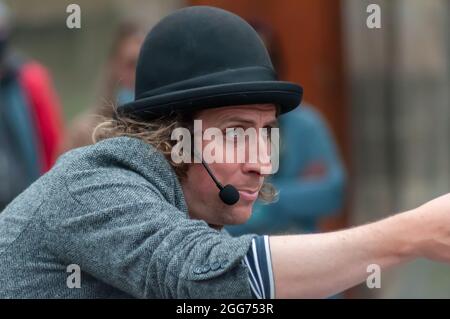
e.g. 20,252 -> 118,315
43,161 -> 256,299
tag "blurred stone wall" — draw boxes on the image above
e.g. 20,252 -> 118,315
343,0 -> 450,298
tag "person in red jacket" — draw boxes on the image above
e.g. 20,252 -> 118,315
19,61 -> 64,172
0,1 -> 64,210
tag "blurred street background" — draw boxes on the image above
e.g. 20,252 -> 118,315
3,0 -> 450,298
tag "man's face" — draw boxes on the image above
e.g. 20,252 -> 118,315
181,103 -> 277,228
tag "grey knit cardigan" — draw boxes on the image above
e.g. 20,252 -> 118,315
0,136 -> 256,298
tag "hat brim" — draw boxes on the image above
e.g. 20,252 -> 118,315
118,81 -> 302,119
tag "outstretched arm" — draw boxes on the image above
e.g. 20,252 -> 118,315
269,192 -> 450,298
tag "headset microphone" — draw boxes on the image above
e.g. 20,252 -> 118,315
201,160 -> 240,205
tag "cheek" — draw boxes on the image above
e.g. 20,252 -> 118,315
186,164 -> 216,198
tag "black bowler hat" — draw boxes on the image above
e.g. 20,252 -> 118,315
118,6 -> 303,119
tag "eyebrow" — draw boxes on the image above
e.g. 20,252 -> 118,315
219,117 -> 279,128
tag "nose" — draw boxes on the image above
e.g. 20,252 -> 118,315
242,131 -> 274,176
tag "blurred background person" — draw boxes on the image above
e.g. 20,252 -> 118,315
0,1 -> 63,211
60,22 -> 145,151
226,21 -> 347,236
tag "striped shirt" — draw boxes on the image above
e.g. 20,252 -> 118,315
242,235 -> 275,299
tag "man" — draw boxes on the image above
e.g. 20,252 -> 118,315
1,6 -> 450,299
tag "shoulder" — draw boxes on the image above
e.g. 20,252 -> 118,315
278,104 -> 324,138
282,104 -> 326,126
54,136 -> 185,210
57,136 -> 170,174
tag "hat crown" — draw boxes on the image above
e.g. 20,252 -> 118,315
135,6 -> 275,99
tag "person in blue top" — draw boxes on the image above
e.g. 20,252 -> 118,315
227,21 -> 347,236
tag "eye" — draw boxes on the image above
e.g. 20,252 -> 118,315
263,127 -> 273,141
224,128 -> 243,141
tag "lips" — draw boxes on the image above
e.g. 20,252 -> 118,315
238,189 -> 259,201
